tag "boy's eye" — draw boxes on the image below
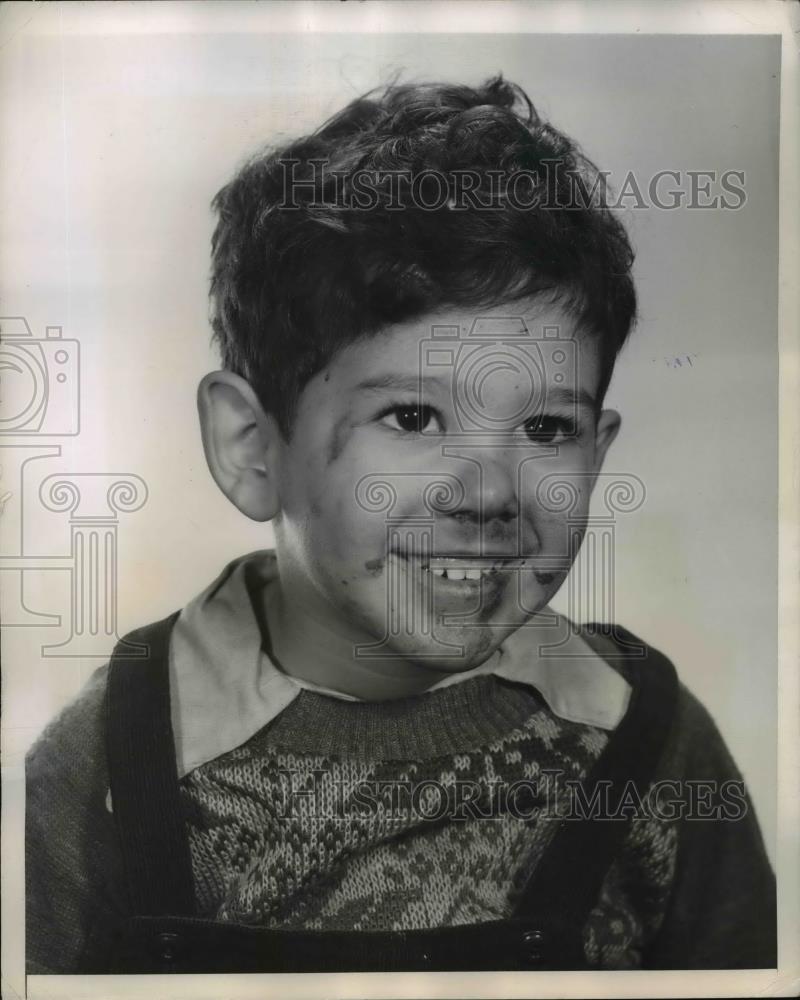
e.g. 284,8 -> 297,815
523,414 -> 578,444
381,404 -> 440,434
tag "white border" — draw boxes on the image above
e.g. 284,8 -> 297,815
2,1 -> 797,998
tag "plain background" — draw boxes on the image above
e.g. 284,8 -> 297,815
1,22 -> 779,871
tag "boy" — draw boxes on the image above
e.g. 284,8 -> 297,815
26,76 -> 776,973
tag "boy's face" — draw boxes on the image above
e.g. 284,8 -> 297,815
268,298 -> 620,674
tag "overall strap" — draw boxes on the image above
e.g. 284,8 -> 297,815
106,610 -> 196,917
513,625 -> 679,948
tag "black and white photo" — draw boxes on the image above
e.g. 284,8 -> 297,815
2,3 -> 797,997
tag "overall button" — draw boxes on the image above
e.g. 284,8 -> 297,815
155,931 -> 182,963
519,928 -> 548,965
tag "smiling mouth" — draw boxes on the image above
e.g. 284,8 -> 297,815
392,553 -> 534,582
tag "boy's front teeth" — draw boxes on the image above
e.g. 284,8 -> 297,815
430,567 -> 482,581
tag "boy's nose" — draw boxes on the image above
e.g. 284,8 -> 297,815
432,449 -> 521,527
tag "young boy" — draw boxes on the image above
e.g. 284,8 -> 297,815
26,76 -> 776,973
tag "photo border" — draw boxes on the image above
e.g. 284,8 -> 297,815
1,2 -> 797,997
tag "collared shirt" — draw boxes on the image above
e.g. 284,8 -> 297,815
169,549 -> 631,778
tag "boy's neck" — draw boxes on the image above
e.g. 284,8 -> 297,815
260,577 -> 457,702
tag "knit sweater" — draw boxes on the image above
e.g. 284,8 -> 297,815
26,658 -> 776,972
183,674 -> 615,932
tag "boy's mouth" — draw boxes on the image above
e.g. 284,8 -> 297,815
391,552 -> 534,582
425,557 -> 529,581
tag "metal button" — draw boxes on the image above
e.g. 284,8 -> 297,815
520,928 -> 547,965
156,931 -> 181,962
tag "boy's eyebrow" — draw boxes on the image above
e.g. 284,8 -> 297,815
355,374 -> 444,393
355,375 -> 597,410
546,387 -> 597,410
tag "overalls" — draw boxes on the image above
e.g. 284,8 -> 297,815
103,612 -> 678,973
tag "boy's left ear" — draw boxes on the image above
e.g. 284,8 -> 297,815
591,408 -> 621,474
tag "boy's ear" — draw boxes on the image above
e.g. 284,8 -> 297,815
591,408 -> 621,475
197,371 -> 283,522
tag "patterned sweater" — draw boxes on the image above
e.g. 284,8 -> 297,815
27,660 -> 776,972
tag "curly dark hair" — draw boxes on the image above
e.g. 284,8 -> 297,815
209,75 -> 636,436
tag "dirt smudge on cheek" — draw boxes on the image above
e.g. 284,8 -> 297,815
326,413 -> 351,467
474,631 -> 494,659
364,558 -> 385,577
